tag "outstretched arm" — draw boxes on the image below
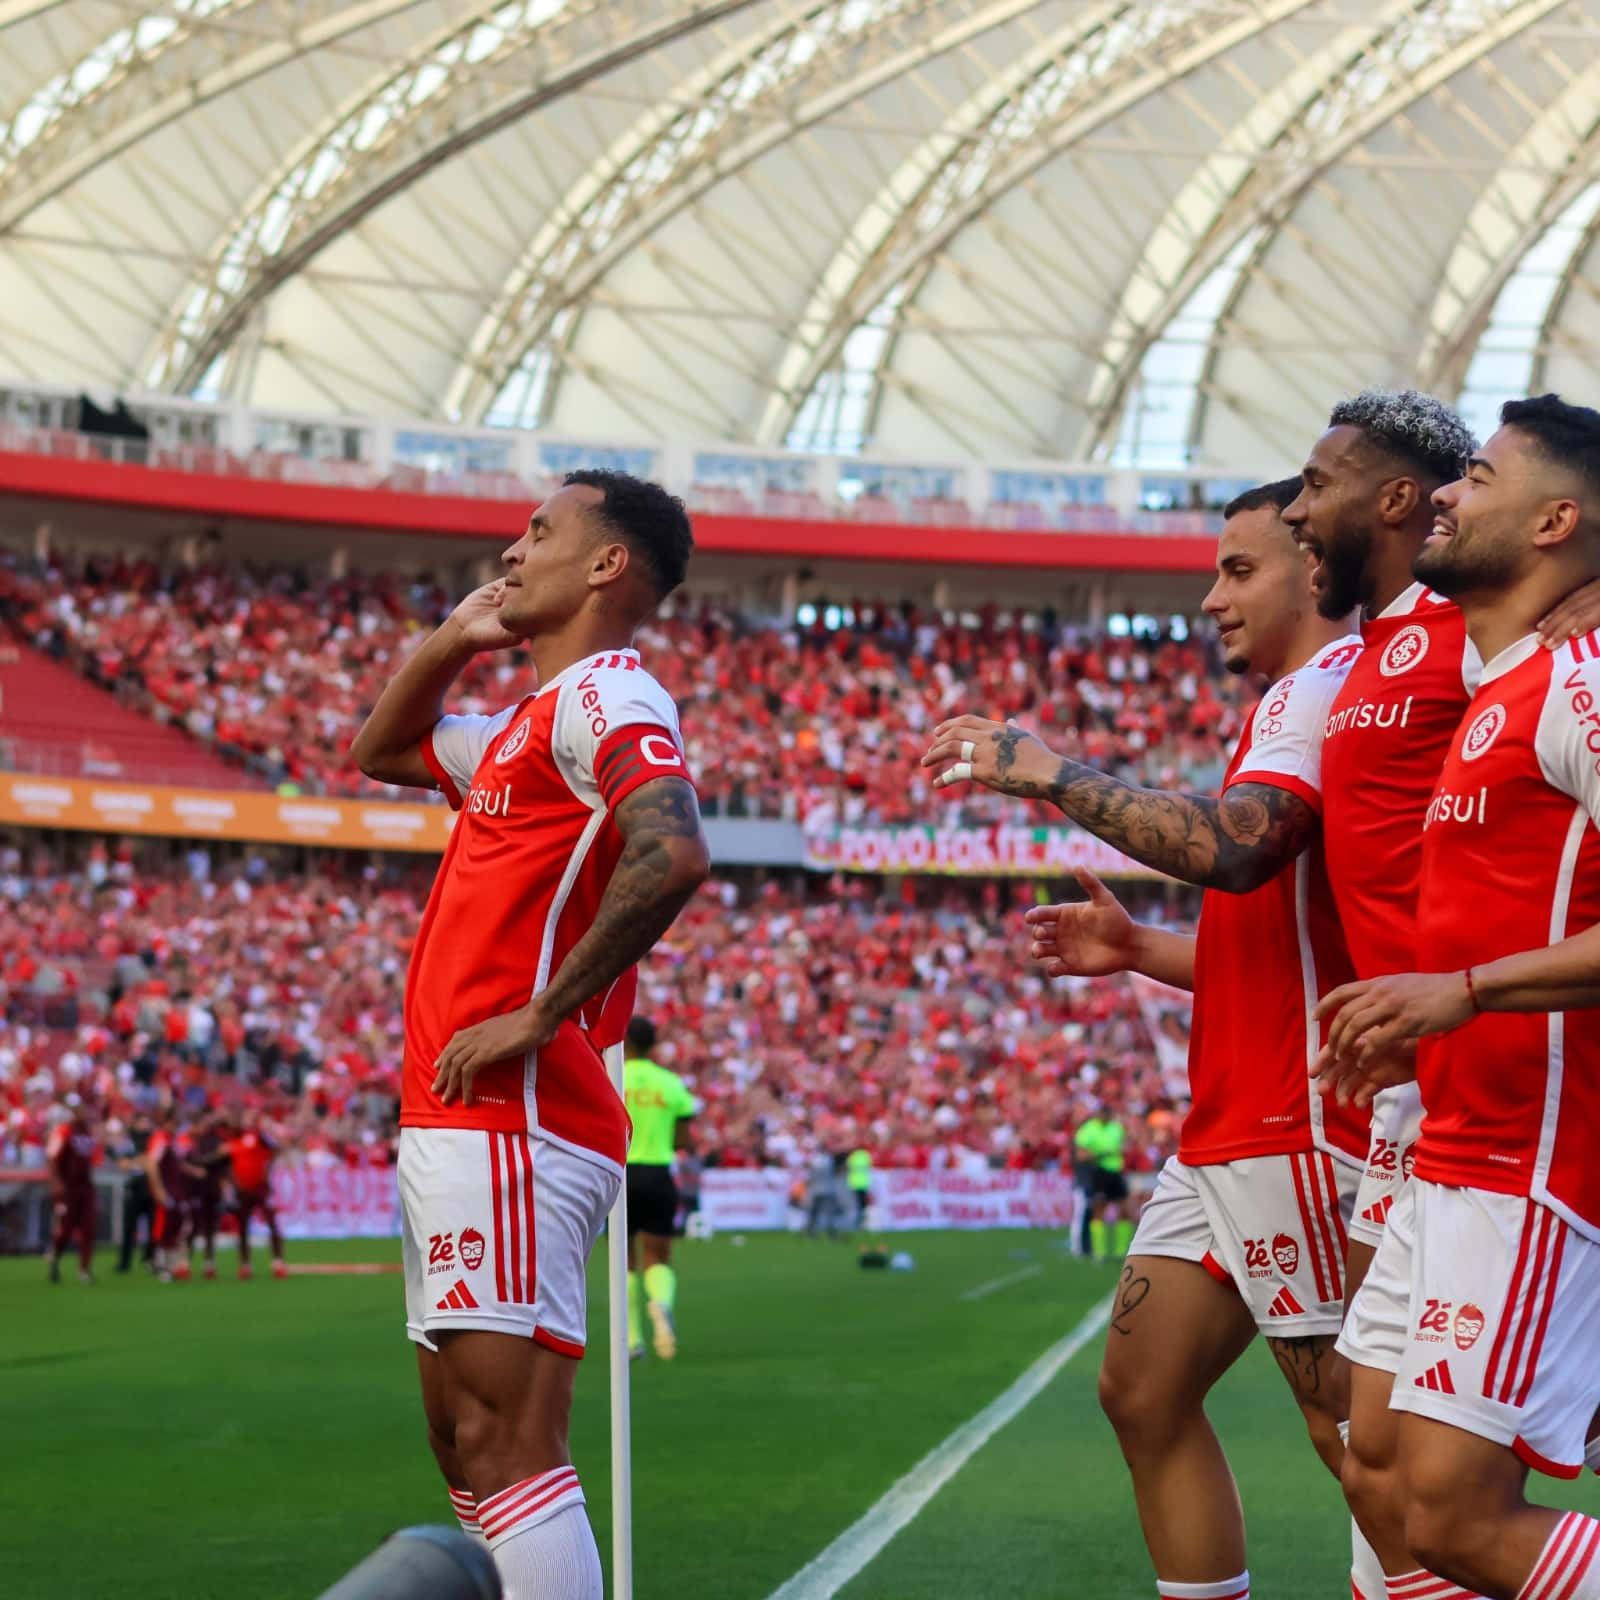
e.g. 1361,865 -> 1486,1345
431,776 -> 711,1105
922,716 -> 1314,893
1024,867 -> 1198,990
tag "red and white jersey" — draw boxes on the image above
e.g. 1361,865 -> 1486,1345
1321,584 -> 1481,978
405,647 -> 692,1173
1183,634 -> 1371,1168
1413,631 -> 1600,1238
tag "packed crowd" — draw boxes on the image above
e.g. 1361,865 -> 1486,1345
2,555 -> 1244,823
0,840 -> 1193,1176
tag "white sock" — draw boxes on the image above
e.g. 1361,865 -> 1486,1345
1385,1572 -> 1481,1597
481,1468 -> 600,1600
1341,1421 -> 1388,1600
1156,1577 -> 1248,1599
1518,1513 -> 1600,1600
447,1486 -> 487,1547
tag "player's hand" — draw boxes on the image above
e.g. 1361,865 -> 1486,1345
1538,576 -> 1600,648
1314,971 -> 1475,1072
432,1002 -> 559,1107
447,580 -> 522,653
921,715 -> 1058,797
1310,1036 -> 1418,1107
1024,868 -> 1141,977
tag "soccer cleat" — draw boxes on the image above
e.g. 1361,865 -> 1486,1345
203,1262 -> 217,1281
46,1254 -> 60,1284
78,1269 -> 94,1285
237,1263 -> 254,1281
172,1259 -> 192,1281
630,1344 -> 646,1363
648,1299 -> 677,1361
271,1260 -> 289,1280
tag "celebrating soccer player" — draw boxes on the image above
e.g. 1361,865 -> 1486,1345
45,1096 -> 98,1284
228,1108 -> 287,1281
1314,394 -> 1600,1600
351,471 -> 708,1600
928,479 -> 1368,1600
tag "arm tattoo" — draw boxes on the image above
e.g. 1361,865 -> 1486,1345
1110,1265 -> 1152,1336
1041,759 -> 1315,892
535,776 -> 708,1023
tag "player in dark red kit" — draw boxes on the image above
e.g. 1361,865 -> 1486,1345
186,1111 -> 231,1279
352,470 -> 708,1600
228,1109 -> 287,1280
147,1109 -> 191,1283
46,1099 -> 98,1284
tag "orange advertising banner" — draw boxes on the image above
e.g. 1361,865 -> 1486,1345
0,775 -> 454,852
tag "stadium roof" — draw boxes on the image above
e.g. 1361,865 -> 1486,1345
3,0 -> 1599,471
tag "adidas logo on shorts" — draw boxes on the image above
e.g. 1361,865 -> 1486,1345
1267,1287 -> 1306,1318
1414,1360 -> 1455,1394
436,1280 -> 480,1312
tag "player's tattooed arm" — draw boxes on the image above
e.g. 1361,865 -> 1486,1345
432,776 -> 709,1106
921,715 -> 1314,892
534,775 -> 711,1026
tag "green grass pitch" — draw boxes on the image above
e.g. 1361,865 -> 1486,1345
7,1230 -> 1593,1598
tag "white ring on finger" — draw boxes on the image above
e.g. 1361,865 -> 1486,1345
940,760 -> 974,786
960,740 -> 976,763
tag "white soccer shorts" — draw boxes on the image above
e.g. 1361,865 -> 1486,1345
1131,1152 -> 1358,1337
1348,1081 -> 1425,1247
1338,1177 -> 1600,1478
399,1127 -> 619,1358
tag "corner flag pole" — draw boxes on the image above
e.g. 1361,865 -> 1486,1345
604,1042 -> 633,1600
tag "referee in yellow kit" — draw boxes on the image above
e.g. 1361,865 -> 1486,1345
623,1016 -> 698,1360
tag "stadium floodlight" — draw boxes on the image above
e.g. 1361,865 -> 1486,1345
312,1525 -> 499,1600
605,1041 -> 634,1600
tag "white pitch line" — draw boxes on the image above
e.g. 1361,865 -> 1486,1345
764,1292 -> 1115,1600
959,1263 -> 1042,1302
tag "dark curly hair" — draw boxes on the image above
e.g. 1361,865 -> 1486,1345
1499,393 -> 1600,497
564,468 -> 693,599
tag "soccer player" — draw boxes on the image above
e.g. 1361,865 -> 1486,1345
1285,392 -> 1600,1594
928,479 -> 1368,1600
187,1110 -> 231,1280
1315,394 -> 1600,1600
147,1108 -> 192,1283
622,1015 -> 697,1361
228,1109 -> 286,1280
45,1098 -> 97,1284
350,470 -> 708,1600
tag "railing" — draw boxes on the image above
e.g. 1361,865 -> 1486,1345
0,380 -> 1241,536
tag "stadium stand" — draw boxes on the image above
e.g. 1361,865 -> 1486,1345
0,841 -> 1190,1177
1,554 -> 1243,820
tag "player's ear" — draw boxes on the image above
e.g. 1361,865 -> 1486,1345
1378,476 -> 1420,526
1532,497 -> 1582,550
587,539 -> 631,589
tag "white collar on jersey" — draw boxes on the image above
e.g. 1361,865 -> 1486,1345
533,646 -> 642,699
1477,632 -> 1543,685
1375,581 -> 1428,620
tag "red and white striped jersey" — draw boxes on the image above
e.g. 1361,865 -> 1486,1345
1414,630 -> 1600,1238
1321,584 -> 1481,979
1183,634 -> 1372,1168
403,647 -> 691,1173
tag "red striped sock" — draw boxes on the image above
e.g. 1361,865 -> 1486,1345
1385,1571 -> 1482,1598
1518,1513 -> 1600,1600
447,1485 -> 483,1539
1155,1577 -> 1249,1599
478,1466 -> 586,1545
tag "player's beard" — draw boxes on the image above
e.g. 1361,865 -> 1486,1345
1412,524 -> 1517,599
1314,520 -> 1373,620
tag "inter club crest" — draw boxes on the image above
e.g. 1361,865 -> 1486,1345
1380,624 -> 1430,677
1460,704 -> 1506,763
495,719 -> 532,765
459,1228 -> 486,1271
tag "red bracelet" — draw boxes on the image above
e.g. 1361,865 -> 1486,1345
1464,967 -> 1481,1014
